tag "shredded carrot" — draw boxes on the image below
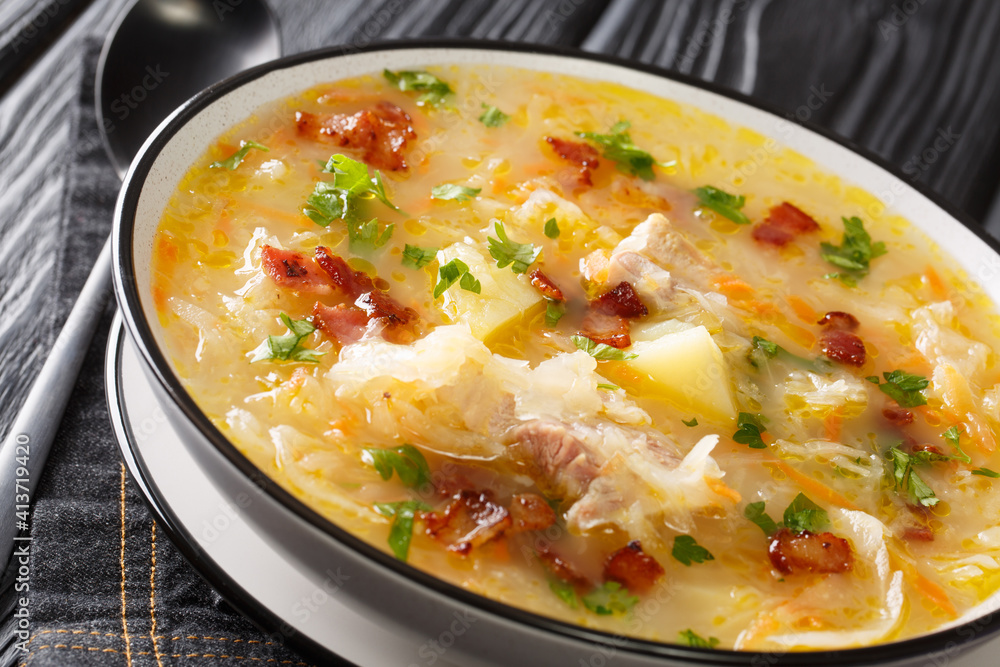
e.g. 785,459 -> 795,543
888,549 -> 957,617
706,476 -> 742,504
490,538 -> 511,562
823,408 -> 843,442
924,265 -> 950,300
938,365 -> 997,455
786,295 -> 818,324
151,285 -> 168,313
765,458 -> 860,511
712,274 -> 756,300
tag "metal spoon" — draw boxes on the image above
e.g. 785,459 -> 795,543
0,0 -> 281,575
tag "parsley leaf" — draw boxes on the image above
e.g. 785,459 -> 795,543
487,221 -> 540,274
597,383 -> 620,391
382,69 -> 453,107
373,500 -> 430,561
682,417 -> 699,427
544,217 -> 560,239
249,313 -> 325,363
748,336 -> 833,374
973,468 -> 1000,478
350,218 -> 395,253
672,535 -> 715,566
478,103 -> 510,127
733,412 -> 767,449
322,154 -> 404,212
943,426 -> 971,464
782,493 -> 830,533
548,578 -> 577,608
210,140 -> 269,170
576,120 -> 663,181
544,299 -> 566,327
888,447 -> 939,507
693,186 -> 751,225
820,216 -> 886,285
581,582 -> 639,615
303,181 -> 348,227
402,244 -> 438,270
743,501 -> 778,536
869,370 -> 929,408
434,258 -> 481,299
362,444 -> 432,489
431,183 -> 481,202
678,630 -> 720,649
571,335 -> 638,361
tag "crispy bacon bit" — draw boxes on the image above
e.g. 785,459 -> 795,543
821,329 -> 866,367
903,526 -> 935,542
295,101 -> 416,171
817,311 -> 860,332
260,245 -> 332,294
355,290 -> 417,327
593,281 -> 648,318
768,528 -> 854,575
752,202 -> 821,247
902,505 -> 935,542
536,544 -> 592,591
508,494 -> 557,535
603,540 -> 665,594
580,311 -> 631,348
424,490 -> 511,556
882,404 -> 914,427
311,302 -> 368,346
314,246 -> 375,298
529,269 -> 565,302
545,136 -> 600,186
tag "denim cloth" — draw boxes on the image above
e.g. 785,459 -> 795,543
3,42 -> 318,667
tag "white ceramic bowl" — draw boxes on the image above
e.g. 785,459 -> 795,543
112,42 -> 1000,666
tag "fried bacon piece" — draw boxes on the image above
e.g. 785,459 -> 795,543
295,101 -> 416,171
311,302 -> 368,346
882,404 -> 914,427
593,281 -> 648,318
508,494 -> 557,535
545,136 -> 600,186
752,202 -> 821,247
902,505 -> 935,542
768,528 -> 854,575
603,540 -> 665,594
817,311 -> 859,332
536,544 -> 592,591
260,245 -> 332,294
820,329 -> 866,367
529,269 -> 565,301
424,490 -> 511,556
314,246 -> 376,297
580,311 -> 631,348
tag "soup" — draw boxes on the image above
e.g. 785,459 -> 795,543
150,64 -> 1000,651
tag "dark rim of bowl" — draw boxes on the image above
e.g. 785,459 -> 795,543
113,39 -> 1000,666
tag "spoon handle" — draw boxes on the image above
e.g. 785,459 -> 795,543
0,236 -> 111,575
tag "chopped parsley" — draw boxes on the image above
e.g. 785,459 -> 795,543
943,426 -> 972,464
249,313 -> 325,363
821,216 -> 886,286
682,417 -> 699,427
431,183 -> 481,202
362,444 -> 432,489
748,335 -> 833,374
544,217 -> 560,239
973,468 -> 1000,478
693,186 -> 751,225
478,103 -> 510,127
571,335 -> 638,361
888,447 -> 940,507
597,383 -> 620,391
782,493 -> 830,533
544,299 -> 566,327
733,412 -> 767,449
402,244 -> 438,270
433,258 -> 481,299
576,120 -> 664,181
382,69 -> 453,107
373,500 -> 430,561
678,629 -> 720,649
581,581 -> 639,615
210,140 -> 269,170
672,535 -> 715,566
350,218 -> 395,253
487,221 -> 540,274
743,501 -> 779,536
866,370 -> 929,408
548,578 -> 577,608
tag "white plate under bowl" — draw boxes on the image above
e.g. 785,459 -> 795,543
111,42 -> 1000,666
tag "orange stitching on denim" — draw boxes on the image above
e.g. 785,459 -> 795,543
150,521 -> 164,667
120,463 -> 133,665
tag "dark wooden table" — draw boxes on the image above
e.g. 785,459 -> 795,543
2,0 -> 1000,664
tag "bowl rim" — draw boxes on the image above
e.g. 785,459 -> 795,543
112,38 -> 1000,665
